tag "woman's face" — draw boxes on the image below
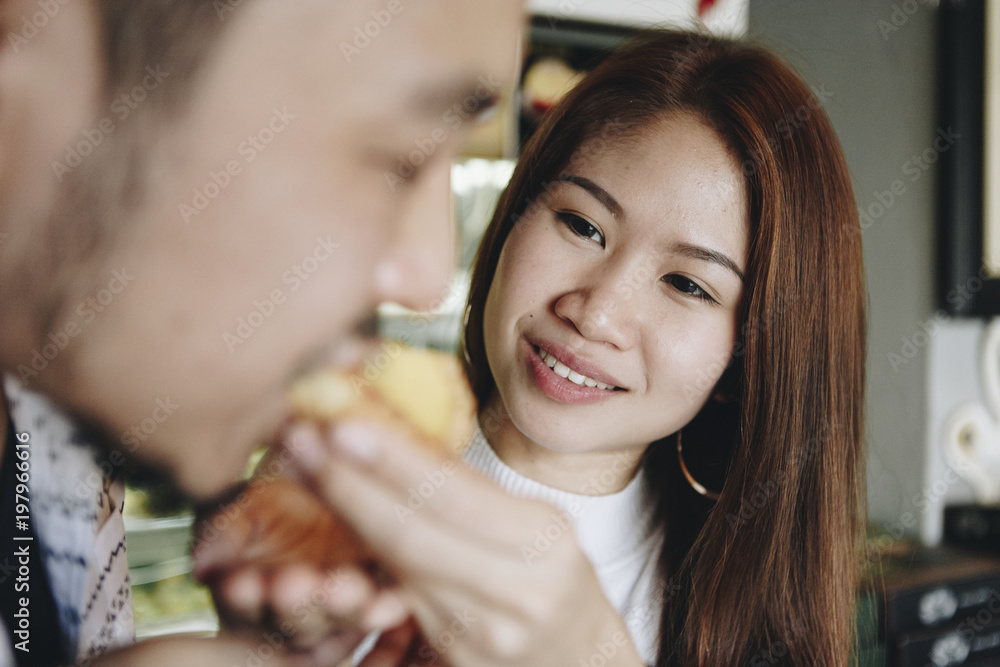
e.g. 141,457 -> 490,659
482,113 -> 748,456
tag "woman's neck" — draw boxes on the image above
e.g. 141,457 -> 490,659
479,393 -> 646,496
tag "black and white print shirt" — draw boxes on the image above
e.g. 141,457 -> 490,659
1,377 -> 133,666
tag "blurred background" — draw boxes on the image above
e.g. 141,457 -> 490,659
128,1 -> 1000,664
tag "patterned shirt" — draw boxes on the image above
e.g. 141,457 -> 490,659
0,377 -> 133,666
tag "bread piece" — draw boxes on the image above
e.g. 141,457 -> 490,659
288,344 -> 476,456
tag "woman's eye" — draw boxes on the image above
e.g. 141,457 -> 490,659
665,274 -> 716,303
557,212 -> 605,246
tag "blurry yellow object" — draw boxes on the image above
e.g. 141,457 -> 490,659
289,343 -> 476,455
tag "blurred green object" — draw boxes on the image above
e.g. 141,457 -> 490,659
853,642 -> 887,667
131,574 -> 217,639
123,514 -> 192,572
124,487 -> 217,638
121,447 -> 272,638
855,592 -> 886,666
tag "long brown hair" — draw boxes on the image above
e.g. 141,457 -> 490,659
462,30 -> 866,666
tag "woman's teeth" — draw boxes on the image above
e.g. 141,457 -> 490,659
537,347 -> 616,390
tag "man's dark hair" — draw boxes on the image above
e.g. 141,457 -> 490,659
28,2 -> 235,334
95,1 -> 232,109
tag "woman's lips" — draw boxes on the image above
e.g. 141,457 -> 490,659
523,338 -> 624,405
528,336 -> 627,389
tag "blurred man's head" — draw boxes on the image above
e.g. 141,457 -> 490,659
0,0 -> 522,497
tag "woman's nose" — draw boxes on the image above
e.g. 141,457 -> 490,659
553,268 -> 640,350
374,162 -> 454,312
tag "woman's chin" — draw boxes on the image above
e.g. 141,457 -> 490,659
509,413 -> 603,455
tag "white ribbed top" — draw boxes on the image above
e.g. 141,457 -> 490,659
462,428 -> 664,664
354,429 -> 665,666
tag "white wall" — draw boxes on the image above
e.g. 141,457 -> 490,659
527,0 -> 749,34
924,320 -> 991,544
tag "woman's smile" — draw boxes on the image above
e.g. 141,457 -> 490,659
523,337 -> 626,405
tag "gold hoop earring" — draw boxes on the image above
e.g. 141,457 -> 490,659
462,305 -> 473,367
677,430 -> 721,501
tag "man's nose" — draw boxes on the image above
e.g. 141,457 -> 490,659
374,162 -> 454,312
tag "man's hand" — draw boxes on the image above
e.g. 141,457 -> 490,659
92,636 -> 295,667
357,618 -> 448,667
192,473 -> 408,661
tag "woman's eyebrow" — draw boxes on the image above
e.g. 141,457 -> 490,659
557,174 -> 624,218
557,173 -> 744,283
672,242 -> 745,283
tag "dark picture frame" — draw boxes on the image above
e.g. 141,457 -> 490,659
939,0 -> 1000,315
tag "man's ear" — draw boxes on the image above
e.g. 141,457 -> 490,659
0,0 -> 103,223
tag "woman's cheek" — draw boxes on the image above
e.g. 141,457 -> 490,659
668,333 -> 733,400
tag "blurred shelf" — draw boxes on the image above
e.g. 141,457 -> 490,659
124,507 -> 217,640
124,515 -> 193,570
